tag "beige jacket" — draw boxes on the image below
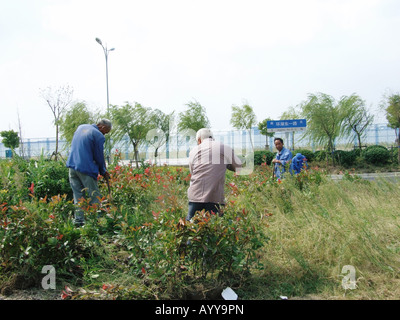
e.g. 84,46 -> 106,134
187,138 -> 242,204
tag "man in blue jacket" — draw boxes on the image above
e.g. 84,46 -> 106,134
290,153 -> 308,175
272,137 -> 292,179
66,119 -> 112,226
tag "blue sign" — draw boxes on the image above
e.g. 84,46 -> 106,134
267,119 -> 307,132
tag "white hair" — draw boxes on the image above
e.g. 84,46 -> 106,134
196,128 -> 213,141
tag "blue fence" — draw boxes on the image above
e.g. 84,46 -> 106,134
0,123 -> 398,160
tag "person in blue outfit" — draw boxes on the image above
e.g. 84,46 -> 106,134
290,153 -> 308,174
66,119 -> 112,226
272,137 -> 292,179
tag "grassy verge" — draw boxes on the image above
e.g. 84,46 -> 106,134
237,175 -> 400,299
1,160 -> 399,300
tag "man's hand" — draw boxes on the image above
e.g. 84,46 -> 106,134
103,171 -> 112,202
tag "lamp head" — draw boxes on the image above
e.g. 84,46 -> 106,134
95,37 -> 102,45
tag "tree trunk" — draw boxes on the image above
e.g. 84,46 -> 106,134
248,129 -> 254,152
166,136 -> 170,159
134,145 -> 139,168
55,125 -> 59,160
397,130 -> 400,164
328,138 -> 335,166
357,132 -> 362,150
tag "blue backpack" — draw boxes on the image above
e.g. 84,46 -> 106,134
290,153 -> 308,174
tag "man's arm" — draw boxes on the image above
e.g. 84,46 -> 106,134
93,134 -> 107,176
224,144 -> 242,172
279,149 -> 293,167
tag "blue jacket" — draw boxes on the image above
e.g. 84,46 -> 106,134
66,124 -> 107,179
290,153 -> 308,174
274,147 -> 292,179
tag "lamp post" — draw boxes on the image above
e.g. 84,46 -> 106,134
95,37 -> 115,117
96,37 -> 114,163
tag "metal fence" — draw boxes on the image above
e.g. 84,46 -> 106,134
1,123 -> 398,161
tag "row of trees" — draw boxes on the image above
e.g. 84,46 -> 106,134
57,91 -> 400,165
280,93 -> 374,152
279,92 -> 400,164
2,86 -> 399,165
58,99 -> 212,167
230,93 -> 399,164
37,84 -> 258,166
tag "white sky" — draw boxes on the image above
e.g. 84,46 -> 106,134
1,0 -> 400,139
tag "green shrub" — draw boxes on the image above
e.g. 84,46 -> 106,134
333,150 -> 358,167
26,159 -> 72,200
254,150 -> 274,165
314,150 -> 328,162
0,197 -> 94,277
0,158 -> 72,205
123,206 -> 267,285
389,146 -> 399,164
0,160 -> 28,205
362,145 -> 390,165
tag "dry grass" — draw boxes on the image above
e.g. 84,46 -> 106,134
241,176 -> 400,299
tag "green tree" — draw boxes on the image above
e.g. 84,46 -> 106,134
111,102 -> 153,168
280,105 -> 302,120
279,105 -> 305,151
341,94 -> 374,151
258,118 -> 275,150
231,102 -> 257,151
146,109 -> 175,163
178,100 -> 210,133
0,130 -> 19,156
59,102 -> 97,146
383,93 -> 400,163
178,101 -> 210,156
300,93 -> 346,164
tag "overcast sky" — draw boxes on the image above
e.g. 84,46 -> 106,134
1,0 -> 400,139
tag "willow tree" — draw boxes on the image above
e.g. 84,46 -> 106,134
178,101 -> 210,156
341,94 -> 374,151
59,102 -> 97,146
178,101 -> 210,133
383,93 -> 400,163
231,102 -> 257,151
111,102 -> 152,168
280,105 -> 304,150
300,93 -> 346,164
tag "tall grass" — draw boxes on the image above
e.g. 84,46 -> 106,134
236,174 -> 400,299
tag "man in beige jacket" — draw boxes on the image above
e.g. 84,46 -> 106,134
186,128 -> 242,221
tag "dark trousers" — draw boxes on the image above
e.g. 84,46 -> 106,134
69,168 -> 101,225
186,202 -> 223,221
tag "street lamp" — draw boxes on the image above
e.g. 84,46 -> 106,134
96,37 -> 115,164
95,37 -> 115,117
